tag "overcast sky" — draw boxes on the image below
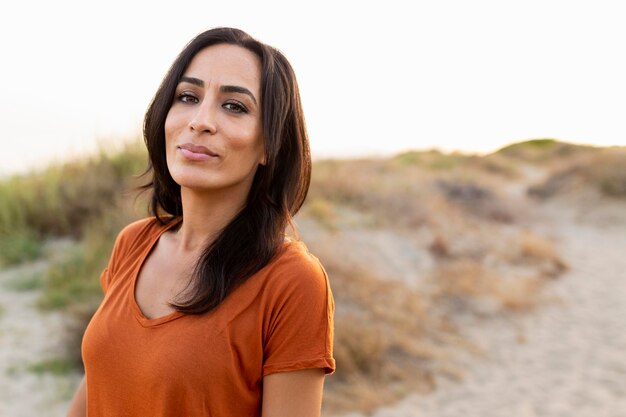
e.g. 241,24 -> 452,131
1,0 -> 624,176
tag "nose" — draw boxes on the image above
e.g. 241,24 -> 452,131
189,98 -> 217,135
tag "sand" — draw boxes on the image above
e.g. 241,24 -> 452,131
341,198 -> 626,417
0,254 -> 82,417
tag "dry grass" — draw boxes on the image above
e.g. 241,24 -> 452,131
430,258 -> 546,313
496,277 -> 544,311
318,252 -> 451,414
434,178 -> 516,223
515,231 -> 569,278
309,158 -> 432,229
309,155 -> 519,232
528,147 -> 626,200
427,226 -> 568,313
585,149 -> 626,198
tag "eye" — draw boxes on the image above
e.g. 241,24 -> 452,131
177,92 -> 199,104
223,101 -> 248,114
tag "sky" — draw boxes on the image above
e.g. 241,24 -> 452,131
0,0 -> 625,176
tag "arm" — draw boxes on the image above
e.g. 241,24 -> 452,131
66,376 -> 86,417
262,369 -> 326,417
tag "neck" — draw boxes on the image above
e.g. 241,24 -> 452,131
171,186 -> 249,253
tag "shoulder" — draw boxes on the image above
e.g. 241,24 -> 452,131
115,216 -> 179,248
117,216 -> 167,238
273,240 -> 327,276
264,240 -> 330,297
107,216 -> 180,271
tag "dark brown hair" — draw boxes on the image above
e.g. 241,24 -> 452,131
141,27 -> 311,314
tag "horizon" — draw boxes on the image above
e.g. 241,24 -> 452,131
1,136 -> 622,180
1,1 -> 625,177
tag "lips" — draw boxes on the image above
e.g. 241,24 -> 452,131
176,143 -> 220,162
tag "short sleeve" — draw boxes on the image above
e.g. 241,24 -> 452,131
262,253 -> 335,377
98,228 -> 125,295
97,217 -> 148,294
99,267 -> 111,293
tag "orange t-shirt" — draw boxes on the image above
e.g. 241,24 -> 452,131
82,217 -> 335,417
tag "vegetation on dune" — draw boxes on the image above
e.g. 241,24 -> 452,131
0,228 -> 42,266
0,140 -> 147,267
309,155 -> 518,230
528,148 -> 626,199
393,149 -> 521,178
494,138 -> 599,163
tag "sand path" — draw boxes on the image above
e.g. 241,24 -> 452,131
0,256 -> 81,417
343,200 -> 626,417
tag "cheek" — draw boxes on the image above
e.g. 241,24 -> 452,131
164,110 -> 176,142
225,121 -> 263,154
164,110 -> 184,156
231,136 -> 264,164
163,112 -> 179,168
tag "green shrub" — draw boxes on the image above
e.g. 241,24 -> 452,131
28,357 -> 75,376
0,229 -> 43,266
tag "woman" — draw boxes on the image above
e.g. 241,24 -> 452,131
67,27 -> 335,417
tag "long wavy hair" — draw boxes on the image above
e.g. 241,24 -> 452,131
140,27 -> 311,314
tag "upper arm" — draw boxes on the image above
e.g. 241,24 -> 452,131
262,369 -> 326,417
66,376 -> 86,417
262,253 -> 335,377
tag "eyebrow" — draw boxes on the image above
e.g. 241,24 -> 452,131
179,76 -> 257,105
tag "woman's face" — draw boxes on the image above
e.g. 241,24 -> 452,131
165,44 -> 265,198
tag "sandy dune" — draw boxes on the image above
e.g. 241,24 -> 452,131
0,256 -> 81,417
342,199 -> 626,417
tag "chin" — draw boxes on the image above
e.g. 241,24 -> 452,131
168,166 -> 211,189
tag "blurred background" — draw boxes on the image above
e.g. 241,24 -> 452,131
0,1 -> 624,416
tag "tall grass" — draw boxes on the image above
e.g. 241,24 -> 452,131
0,139 -> 147,266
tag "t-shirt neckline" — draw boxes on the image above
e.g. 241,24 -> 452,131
129,217 -> 185,328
